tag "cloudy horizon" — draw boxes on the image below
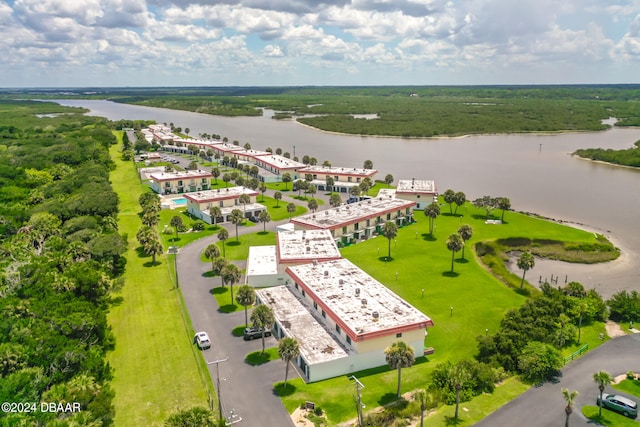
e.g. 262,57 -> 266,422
2,0 -> 640,88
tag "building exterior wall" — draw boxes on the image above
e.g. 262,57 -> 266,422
150,176 -> 211,194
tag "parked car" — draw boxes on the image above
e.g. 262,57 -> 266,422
596,393 -> 638,418
194,331 -> 211,350
243,326 -> 271,341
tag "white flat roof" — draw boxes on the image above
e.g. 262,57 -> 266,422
256,286 -> 350,365
257,155 -> 306,169
291,195 -> 415,230
149,169 -> 213,182
184,186 -> 258,203
286,259 -> 433,341
277,230 -> 341,263
299,165 -> 377,177
247,246 -> 278,276
396,179 -> 437,194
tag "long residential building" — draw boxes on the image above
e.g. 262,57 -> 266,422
256,258 -> 434,382
298,165 -> 378,193
185,186 -> 265,223
149,170 -> 213,194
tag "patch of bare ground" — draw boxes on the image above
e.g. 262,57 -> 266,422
605,320 -> 626,338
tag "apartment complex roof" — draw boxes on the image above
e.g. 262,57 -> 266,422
184,186 -> 259,203
286,259 -> 433,342
256,155 -> 306,170
291,195 -> 415,230
246,246 -> 278,276
396,179 -> 437,195
299,165 -> 377,177
276,230 -> 342,263
148,170 -> 213,182
256,286 -> 350,365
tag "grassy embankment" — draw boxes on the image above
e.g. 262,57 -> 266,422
107,138 -> 212,426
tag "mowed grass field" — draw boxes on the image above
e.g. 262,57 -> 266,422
278,202 -> 611,424
107,139 -> 210,426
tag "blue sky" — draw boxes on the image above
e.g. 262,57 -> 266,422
1,0 -> 639,87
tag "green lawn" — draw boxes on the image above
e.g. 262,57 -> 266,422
107,140 -> 211,426
279,201 -> 612,424
582,406 -> 639,427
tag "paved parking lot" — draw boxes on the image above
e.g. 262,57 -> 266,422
177,235 -> 295,427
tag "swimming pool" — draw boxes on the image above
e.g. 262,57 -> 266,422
173,198 -> 187,205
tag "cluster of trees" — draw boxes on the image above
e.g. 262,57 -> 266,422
472,195 -> 511,221
574,140 -> 640,168
136,193 -> 164,263
476,281 -> 607,383
0,102 -> 122,425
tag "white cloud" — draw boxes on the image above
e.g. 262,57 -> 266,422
263,44 -> 285,57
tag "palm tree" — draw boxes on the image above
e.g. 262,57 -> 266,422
424,202 -> 440,236
363,159 -> 373,169
457,224 -> 473,260
453,191 -> 466,215
212,167 -> 220,183
239,194 -> 251,214
413,389 -> 436,427
144,237 -> 163,264
384,340 -> 415,398
258,210 -> 271,232
236,285 -> 256,328
562,388 -> 578,427
281,173 -> 291,190
229,209 -> 244,242
451,364 -> 470,420
213,257 -> 228,287
286,202 -> 296,219
593,370 -> 613,417
221,263 -> 241,305
217,228 -> 229,257
278,337 -> 300,390
443,189 -> 456,214
329,193 -> 342,207
274,191 -> 282,207
250,304 -> 275,353
384,174 -> 394,185
170,215 -> 183,241
259,183 -> 267,201
307,199 -> 318,213
382,222 -> 398,260
209,206 -> 222,226
446,233 -> 464,273
325,176 -> 334,191
517,251 -> 535,289
203,244 -> 220,271
497,197 -> 511,222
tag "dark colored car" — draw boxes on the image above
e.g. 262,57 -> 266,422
243,326 -> 271,341
596,393 -> 638,418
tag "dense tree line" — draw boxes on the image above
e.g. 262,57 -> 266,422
0,101 -> 122,425
573,140 -> 640,168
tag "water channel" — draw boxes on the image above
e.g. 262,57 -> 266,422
56,99 -> 640,297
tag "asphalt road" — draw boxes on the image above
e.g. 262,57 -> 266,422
474,333 -> 640,427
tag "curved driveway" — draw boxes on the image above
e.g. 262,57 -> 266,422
474,334 -> 640,426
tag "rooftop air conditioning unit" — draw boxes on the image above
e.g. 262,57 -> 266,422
372,311 -> 379,320
355,288 -> 360,297
361,298 -> 367,306
324,271 -> 329,277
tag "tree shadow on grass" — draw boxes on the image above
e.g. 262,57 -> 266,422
257,231 -> 270,236
378,256 -> 395,263
227,241 -> 241,247
245,350 -> 273,366
444,416 -> 463,426
455,258 -> 469,264
232,326 -> 245,337
442,271 -> 460,278
378,393 -> 400,407
210,287 -> 228,295
143,260 -> 161,268
219,304 -> 237,313
422,234 -> 437,242
273,383 -> 297,397
203,270 -> 218,278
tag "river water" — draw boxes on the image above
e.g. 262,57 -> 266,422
56,99 -> 640,297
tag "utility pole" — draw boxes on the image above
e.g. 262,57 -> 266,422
350,375 -> 365,426
208,357 -> 229,423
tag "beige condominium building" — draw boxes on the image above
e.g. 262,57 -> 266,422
184,186 -> 265,223
298,165 -> 378,193
395,178 -> 438,210
255,258 -> 433,382
149,170 -> 213,194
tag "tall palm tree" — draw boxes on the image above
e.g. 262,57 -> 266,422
258,210 -> 271,232
382,221 -> 398,260
259,183 -> 267,201
209,206 -> 222,226
236,285 -> 256,328
424,202 -> 440,236
250,304 -> 275,353
274,191 -> 282,207
203,244 -> 220,271
229,209 -> 244,242
384,340 -> 415,398
517,251 -> 535,289
144,237 -> 163,264
221,263 -> 241,305
286,202 -> 296,219
446,233 -> 464,273
413,389 -> 436,427
217,228 -> 229,257
457,224 -> 473,260
169,215 -> 183,241
278,337 -> 300,390
593,370 -> 613,417
239,194 -> 251,214
562,388 -> 578,427
451,364 -> 470,420
329,193 -> 342,207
